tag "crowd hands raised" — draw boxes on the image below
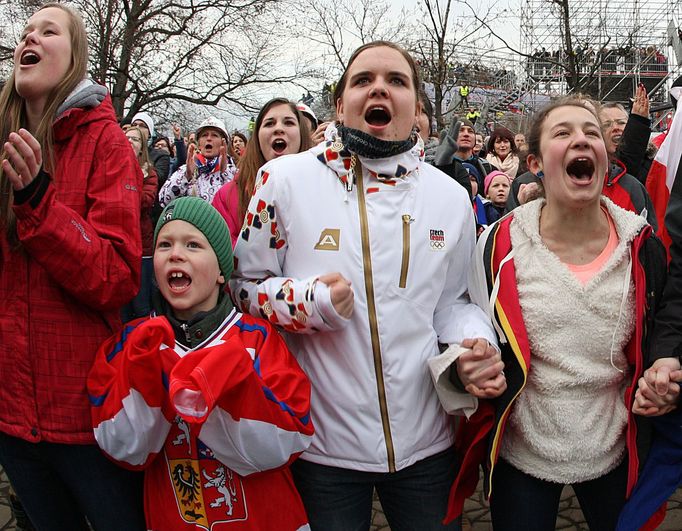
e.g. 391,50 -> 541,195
3,4 -> 682,531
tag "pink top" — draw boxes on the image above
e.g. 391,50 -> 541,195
212,178 -> 241,249
566,209 -> 619,285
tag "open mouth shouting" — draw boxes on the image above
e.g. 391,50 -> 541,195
271,138 -> 288,156
20,50 -> 40,66
566,157 -> 595,184
365,106 -> 391,128
168,270 -> 192,293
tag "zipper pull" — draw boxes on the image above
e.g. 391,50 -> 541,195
402,215 -> 414,224
180,323 -> 191,344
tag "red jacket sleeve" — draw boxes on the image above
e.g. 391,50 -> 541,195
141,167 -> 158,211
13,124 -> 142,310
168,317 -> 314,476
88,317 -> 176,470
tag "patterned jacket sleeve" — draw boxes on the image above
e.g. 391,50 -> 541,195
12,125 -> 142,310
88,317 -> 176,470
229,167 -> 349,333
159,165 -> 190,207
168,317 -> 314,476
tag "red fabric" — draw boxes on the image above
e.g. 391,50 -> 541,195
88,313 -> 312,530
212,177 -> 241,249
0,94 -> 142,444
646,159 -> 673,253
141,166 -> 158,255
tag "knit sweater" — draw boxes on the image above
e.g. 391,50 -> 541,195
500,198 -> 646,483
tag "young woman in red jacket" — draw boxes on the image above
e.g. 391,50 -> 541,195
0,3 -> 145,529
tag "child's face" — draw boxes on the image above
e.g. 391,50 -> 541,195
470,174 -> 479,198
154,220 -> 225,321
486,175 -> 510,207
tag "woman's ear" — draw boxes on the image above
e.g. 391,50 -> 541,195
527,153 -> 542,177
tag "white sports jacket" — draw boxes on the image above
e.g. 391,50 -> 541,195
230,136 -> 496,473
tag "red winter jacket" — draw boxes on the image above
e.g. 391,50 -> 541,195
0,93 -> 142,444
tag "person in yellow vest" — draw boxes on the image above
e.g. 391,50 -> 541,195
459,84 -> 470,107
466,107 -> 481,125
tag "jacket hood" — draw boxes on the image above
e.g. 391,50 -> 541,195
54,79 -> 112,141
607,158 -> 627,186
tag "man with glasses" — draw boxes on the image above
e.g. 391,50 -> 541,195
600,84 -> 652,184
598,94 -> 658,230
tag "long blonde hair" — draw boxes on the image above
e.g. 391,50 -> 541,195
0,3 -> 89,242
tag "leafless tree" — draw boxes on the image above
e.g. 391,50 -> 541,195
408,0 -> 495,129
294,0 -> 409,119
0,0 -> 317,121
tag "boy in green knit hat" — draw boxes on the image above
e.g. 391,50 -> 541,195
88,197 -> 313,530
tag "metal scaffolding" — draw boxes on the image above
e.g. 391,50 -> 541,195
519,0 -> 682,103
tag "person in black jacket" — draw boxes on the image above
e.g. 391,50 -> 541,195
601,85 -> 652,184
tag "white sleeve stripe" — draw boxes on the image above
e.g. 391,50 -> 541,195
199,408 -> 313,476
93,388 -> 171,466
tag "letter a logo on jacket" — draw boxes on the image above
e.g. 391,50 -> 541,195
314,229 -> 340,251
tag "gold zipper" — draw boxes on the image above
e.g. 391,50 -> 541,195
353,156 -> 396,472
399,215 -> 411,288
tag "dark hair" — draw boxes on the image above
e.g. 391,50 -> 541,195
332,41 -> 421,109
419,90 -> 433,134
237,98 -> 311,222
487,127 -> 517,156
155,136 -> 173,157
229,131 -> 248,159
526,96 -> 601,159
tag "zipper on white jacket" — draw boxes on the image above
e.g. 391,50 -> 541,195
353,156 -> 397,472
399,215 -> 412,288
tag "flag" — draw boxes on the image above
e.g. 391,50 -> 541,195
645,87 -> 682,253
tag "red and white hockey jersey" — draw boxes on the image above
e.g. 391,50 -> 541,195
88,309 -> 313,530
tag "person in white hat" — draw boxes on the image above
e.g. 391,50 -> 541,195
159,116 -> 236,206
131,110 -> 171,182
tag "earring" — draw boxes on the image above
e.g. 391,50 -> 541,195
536,170 -> 544,179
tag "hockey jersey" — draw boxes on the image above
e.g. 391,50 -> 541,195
88,309 -> 313,530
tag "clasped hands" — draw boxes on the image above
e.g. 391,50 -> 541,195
455,338 -> 507,399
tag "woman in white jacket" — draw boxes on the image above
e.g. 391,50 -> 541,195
230,41 -> 503,531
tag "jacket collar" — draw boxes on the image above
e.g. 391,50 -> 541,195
310,122 -> 424,191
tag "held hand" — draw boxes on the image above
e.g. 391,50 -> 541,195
2,129 -> 43,191
631,83 -> 650,118
312,122 -> 330,145
219,140 -> 227,173
318,272 -> 354,319
186,143 -> 196,180
632,357 -> 682,416
172,123 -> 182,139
456,338 -> 506,399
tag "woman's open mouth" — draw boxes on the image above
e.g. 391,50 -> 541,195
20,50 -> 40,66
365,106 -> 391,127
566,157 -> 595,182
272,138 -> 288,155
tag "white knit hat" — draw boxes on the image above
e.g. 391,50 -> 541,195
197,116 -> 229,141
131,112 -> 154,137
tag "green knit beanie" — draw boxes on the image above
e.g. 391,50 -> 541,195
153,197 -> 233,278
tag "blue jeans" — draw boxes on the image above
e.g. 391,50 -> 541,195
0,433 -> 145,531
291,448 -> 461,531
490,458 -> 628,531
